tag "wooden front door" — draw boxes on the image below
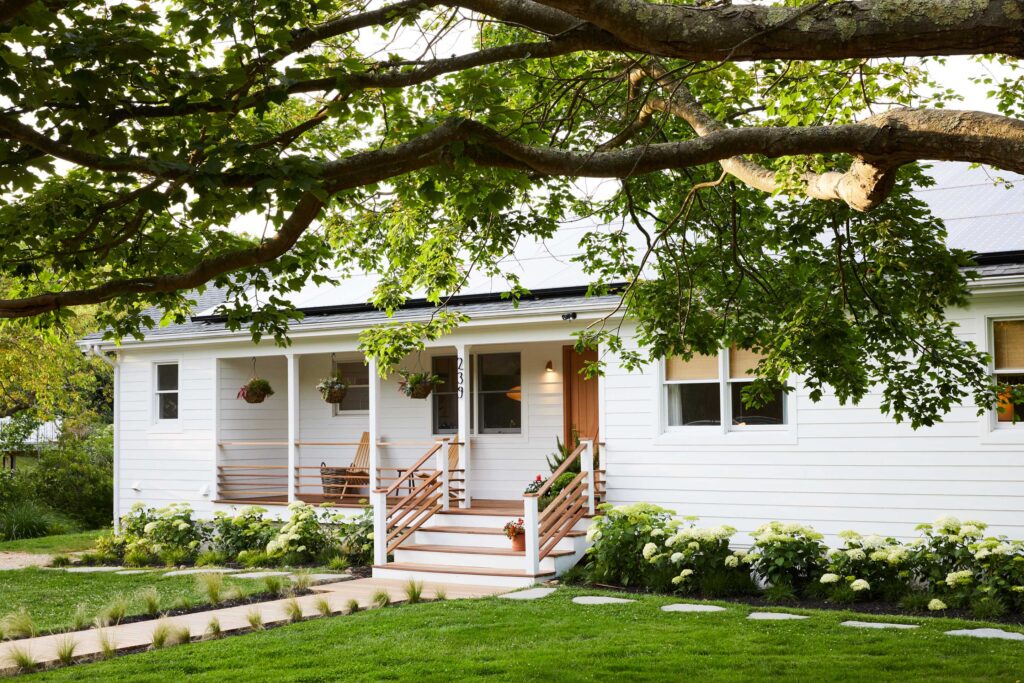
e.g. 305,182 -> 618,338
563,346 -> 599,448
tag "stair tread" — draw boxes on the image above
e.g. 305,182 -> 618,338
425,525 -> 586,538
400,543 -> 574,557
375,562 -> 555,578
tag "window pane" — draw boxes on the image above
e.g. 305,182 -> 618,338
479,353 -> 520,391
433,392 -> 458,434
158,393 -> 178,420
994,320 -> 1024,370
730,382 -> 785,425
666,383 -> 720,426
995,373 -> 1024,423
157,363 -> 178,391
338,386 -> 369,411
433,356 -> 458,392
480,393 -> 521,433
729,347 -> 765,379
337,361 -> 368,386
665,353 -> 718,381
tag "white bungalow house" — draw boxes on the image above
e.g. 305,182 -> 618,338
81,163 -> 1024,587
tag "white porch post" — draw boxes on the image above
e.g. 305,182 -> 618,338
524,496 -> 540,575
211,357 -> 220,507
369,356 -> 387,565
581,439 -> 595,515
437,438 -> 450,511
456,344 -> 471,508
286,354 -> 299,503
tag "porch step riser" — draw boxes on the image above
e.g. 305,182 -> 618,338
371,566 -> 537,589
427,512 -> 524,529
414,530 -> 579,551
393,549 -> 558,573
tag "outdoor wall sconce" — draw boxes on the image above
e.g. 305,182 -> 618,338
545,360 -> 554,372
561,312 -> 577,320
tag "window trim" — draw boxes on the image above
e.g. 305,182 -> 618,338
430,354 -> 460,436
474,351 -> 523,435
988,316 -> 1024,432
153,361 -> 180,424
331,358 -> 370,416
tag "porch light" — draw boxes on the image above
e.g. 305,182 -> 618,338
505,385 -> 522,401
545,360 -> 554,372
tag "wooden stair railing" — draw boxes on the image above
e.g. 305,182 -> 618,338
370,441 -> 449,564
523,440 -> 595,574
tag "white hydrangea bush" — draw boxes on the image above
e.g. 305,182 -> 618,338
818,530 -> 911,602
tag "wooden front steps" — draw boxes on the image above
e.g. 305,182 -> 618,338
399,543 -> 575,558
425,525 -> 586,538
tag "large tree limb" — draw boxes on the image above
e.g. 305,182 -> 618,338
529,0 -> 1024,60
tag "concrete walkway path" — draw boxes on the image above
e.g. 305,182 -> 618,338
0,578 -> 505,674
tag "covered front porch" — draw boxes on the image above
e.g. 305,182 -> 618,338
211,338 -> 601,512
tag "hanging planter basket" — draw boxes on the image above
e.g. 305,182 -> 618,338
398,370 -> 442,400
238,377 -> 274,404
317,374 -> 349,405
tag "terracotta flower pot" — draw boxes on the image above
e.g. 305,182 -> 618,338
511,533 -> 526,552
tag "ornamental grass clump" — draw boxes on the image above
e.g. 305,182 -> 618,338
745,521 -> 828,597
6,644 -> 37,673
1,608 -> 36,639
139,586 -> 161,617
285,597 -> 304,623
55,635 -> 78,666
372,589 -> 391,608
315,597 -> 332,617
404,579 -> 424,604
196,571 -> 225,605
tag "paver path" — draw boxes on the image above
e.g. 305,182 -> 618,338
499,588 -> 556,600
747,612 -> 808,621
0,579 -> 505,674
662,604 -> 726,613
572,596 -> 635,605
945,628 -> 1024,641
841,620 -> 918,630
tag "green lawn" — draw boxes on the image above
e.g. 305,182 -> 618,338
0,530 -> 105,554
31,588 -> 1024,682
0,568 -> 266,634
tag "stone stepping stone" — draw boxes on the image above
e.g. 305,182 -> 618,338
662,603 -> 726,613
499,587 -> 557,600
572,596 -> 635,605
945,628 -> 1024,641
232,571 -> 293,579
163,568 -> 238,577
841,620 -> 918,630
305,573 -> 353,583
116,569 -> 157,575
63,566 -> 124,573
747,612 -> 808,621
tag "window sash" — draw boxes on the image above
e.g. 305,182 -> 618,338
332,361 -> 369,413
476,352 -> 521,434
155,363 -> 179,421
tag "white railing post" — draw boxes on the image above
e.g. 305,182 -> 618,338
582,439 -> 595,515
437,439 -> 450,511
456,344 -> 471,508
286,354 -> 299,503
524,496 -> 540,576
372,489 -> 388,566
368,356 -> 380,492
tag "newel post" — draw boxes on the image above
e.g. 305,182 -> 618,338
437,439 -> 450,511
582,439 -> 595,515
524,495 -> 540,576
372,489 -> 388,566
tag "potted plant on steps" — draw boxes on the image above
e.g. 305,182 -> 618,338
504,518 -> 526,552
398,370 -> 442,399
237,377 -> 274,404
316,373 -> 348,404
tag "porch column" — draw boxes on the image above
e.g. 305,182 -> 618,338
456,344 -> 471,508
368,355 -> 380,492
211,357 -> 220,506
286,353 -> 299,502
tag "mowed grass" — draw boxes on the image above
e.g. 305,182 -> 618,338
32,589 -> 1024,682
0,568 -> 263,634
0,530 -> 106,554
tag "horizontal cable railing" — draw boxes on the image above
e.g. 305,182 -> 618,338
216,464 -> 288,502
371,441 -> 450,561
523,440 -> 595,573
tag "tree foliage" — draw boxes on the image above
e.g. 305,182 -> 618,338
0,0 -> 1022,425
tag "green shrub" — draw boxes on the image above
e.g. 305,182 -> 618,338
744,522 -> 827,595
23,426 -> 112,528
646,519 -> 743,596
818,531 -> 912,602
210,506 -> 276,559
585,502 -> 678,589
196,549 -> 228,567
237,550 -> 274,568
266,501 -> 329,563
330,505 -> 373,566
0,499 -> 76,541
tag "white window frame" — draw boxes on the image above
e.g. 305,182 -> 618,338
988,316 -> 1024,432
430,354 -> 460,436
153,361 -> 180,424
331,358 -> 370,416
474,351 -> 523,435
660,351 -> 794,443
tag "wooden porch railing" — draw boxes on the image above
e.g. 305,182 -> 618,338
216,465 -> 289,502
523,440 -> 595,574
371,441 -> 451,564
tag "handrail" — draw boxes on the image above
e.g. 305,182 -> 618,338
374,441 -> 443,496
526,443 -> 586,499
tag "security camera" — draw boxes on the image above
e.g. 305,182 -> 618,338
561,312 -> 577,321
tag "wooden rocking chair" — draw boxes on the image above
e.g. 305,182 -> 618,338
320,431 -> 370,502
